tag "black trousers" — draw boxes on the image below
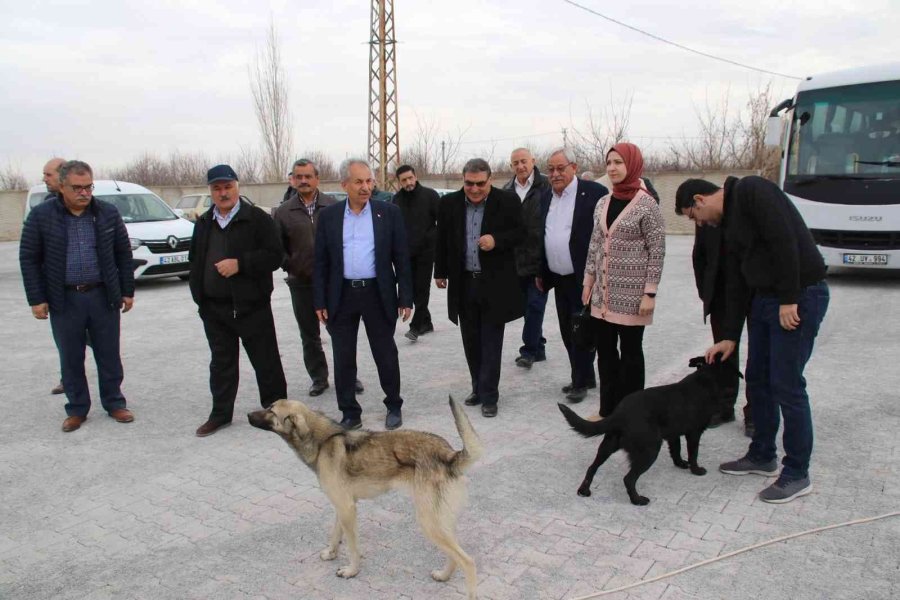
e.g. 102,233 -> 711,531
552,274 -> 597,389
458,274 -> 505,406
595,318 -> 645,417
200,299 -> 287,423
409,250 -> 435,331
50,287 -> 126,417
287,280 -> 329,385
710,305 -> 751,422
326,282 -> 402,420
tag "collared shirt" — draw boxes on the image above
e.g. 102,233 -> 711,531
464,197 -> 485,272
213,200 -> 240,229
545,177 -> 578,275
342,201 -> 377,279
300,191 -> 318,220
65,209 -> 102,285
514,171 -> 534,201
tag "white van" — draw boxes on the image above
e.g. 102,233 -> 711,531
24,180 -> 195,280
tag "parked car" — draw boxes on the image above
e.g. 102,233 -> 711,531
175,193 -> 212,222
434,188 -> 457,196
24,181 -> 195,280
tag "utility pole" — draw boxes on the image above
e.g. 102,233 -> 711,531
367,0 -> 400,190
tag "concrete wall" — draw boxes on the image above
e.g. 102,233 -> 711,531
0,170 -> 756,242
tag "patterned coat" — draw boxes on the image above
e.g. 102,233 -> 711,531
583,190 -> 665,325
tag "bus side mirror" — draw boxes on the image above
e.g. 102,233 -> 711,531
765,116 -> 783,147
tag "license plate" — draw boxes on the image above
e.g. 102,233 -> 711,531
842,253 -> 888,265
160,255 -> 189,265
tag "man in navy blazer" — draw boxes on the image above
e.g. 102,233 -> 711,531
313,159 -> 413,430
538,148 -> 608,402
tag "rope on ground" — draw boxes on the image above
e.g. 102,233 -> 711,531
569,511 -> 900,599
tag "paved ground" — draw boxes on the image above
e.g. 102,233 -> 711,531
1,236 -> 898,600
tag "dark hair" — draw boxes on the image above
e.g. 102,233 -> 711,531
462,158 -> 491,178
59,160 -> 93,183
395,164 -> 415,178
674,179 -> 721,215
291,158 -> 319,177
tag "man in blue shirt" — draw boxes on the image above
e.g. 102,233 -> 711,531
314,159 -> 413,430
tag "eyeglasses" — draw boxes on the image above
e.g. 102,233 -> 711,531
463,179 -> 490,188
68,184 -> 94,194
683,206 -> 696,221
546,163 -> 573,174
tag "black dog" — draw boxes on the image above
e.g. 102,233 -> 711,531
558,357 -> 742,506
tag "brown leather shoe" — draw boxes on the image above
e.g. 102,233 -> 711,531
51,381 -> 65,395
195,420 -> 231,437
109,408 -> 134,423
62,416 -> 86,432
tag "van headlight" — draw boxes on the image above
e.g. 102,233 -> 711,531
129,238 -> 143,250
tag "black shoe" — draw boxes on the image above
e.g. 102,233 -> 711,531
404,329 -> 419,341
534,352 -> 547,362
481,404 -> 497,417
355,379 -> 364,394
385,410 -> 402,430
51,381 -> 65,395
565,387 -> 587,403
340,417 -> 362,430
515,355 -> 534,369
562,382 -> 596,394
308,381 -> 329,397
417,323 -> 434,335
464,392 -> 481,406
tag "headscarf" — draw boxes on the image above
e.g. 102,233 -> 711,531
607,142 -> 644,201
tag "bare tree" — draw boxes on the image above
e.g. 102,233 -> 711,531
568,89 -> 634,172
230,145 -> 263,184
0,162 -> 28,190
300,150 -> 339,180
249,19 -> 294,182
400,111 -> 467,175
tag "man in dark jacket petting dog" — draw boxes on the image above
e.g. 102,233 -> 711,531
676,176 -> 828,504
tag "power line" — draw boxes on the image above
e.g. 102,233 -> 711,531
561,0 -> 803,80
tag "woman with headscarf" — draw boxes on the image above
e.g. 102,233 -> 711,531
581,143 -> 666,417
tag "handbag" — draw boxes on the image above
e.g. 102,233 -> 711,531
571,303 -> 595,352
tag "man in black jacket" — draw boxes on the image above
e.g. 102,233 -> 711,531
435,158 -> 524,417
20,160 -> 135,432
392,165 -> 440,341
189,164 -> 287,437
676,176 -> 829,504
503,148 -> 550,369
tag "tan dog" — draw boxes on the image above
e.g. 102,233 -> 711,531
248,397 -> 483,599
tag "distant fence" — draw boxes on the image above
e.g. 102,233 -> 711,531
0,171 -> 756,242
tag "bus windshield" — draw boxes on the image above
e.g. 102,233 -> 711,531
787,80 -> 900,178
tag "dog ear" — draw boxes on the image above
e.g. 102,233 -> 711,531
286,413 -> 310,436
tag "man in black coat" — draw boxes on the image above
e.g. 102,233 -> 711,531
434,158 -> 524,417
189,164 -> 287,437
676,176 -> 829,504
503,148 -> 551,369
537,148 -> 607,402
20,160 -> 135,432
314,159 -> 413,431
392,164 -> 440,341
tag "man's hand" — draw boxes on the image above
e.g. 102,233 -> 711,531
705,340 -> 736,363
435,278 -> 447,289
399,307 -> 411,322
215,258 -> 239,278
122,297 -> 134,313
478,235 -> 495,251
638,295 -> 655,317
535,277 -> 544,293
779,304 -> 800,330
31,303 -> 49,320
316,309 -> 328,323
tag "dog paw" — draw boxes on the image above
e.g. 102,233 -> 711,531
320,548 -> 338,561
577,487 -> 592,497
336,565 -> 359,578
431,569 -> 451,582
630,495 -> 650,506
690,466 -> 707,476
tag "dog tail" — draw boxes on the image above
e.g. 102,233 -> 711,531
449,395 -> 484,471
558,403 -> 612,438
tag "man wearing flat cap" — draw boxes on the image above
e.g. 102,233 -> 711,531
188,164 -> 287,437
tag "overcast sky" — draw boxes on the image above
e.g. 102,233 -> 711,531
2,0 -> 897,185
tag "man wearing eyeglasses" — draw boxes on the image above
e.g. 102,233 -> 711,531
434,158 -> 524,417
20,160 -> 136,433
537,148 -> 607,403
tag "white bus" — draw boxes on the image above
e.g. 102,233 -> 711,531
767,62 -> 900,269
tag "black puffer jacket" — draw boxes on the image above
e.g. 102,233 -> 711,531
503,167 -> 549,276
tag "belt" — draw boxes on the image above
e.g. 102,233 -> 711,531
345,278 -> 377,288
66,283 -> 104,292
465,271 -> 482,278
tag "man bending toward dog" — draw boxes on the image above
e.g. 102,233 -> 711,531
676,176 -> 829,504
